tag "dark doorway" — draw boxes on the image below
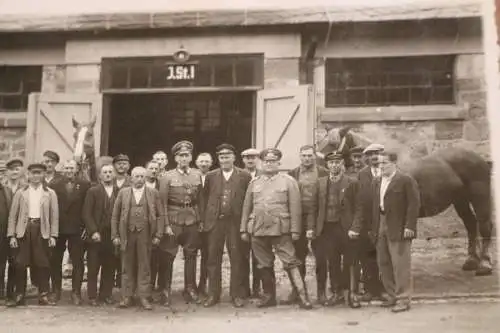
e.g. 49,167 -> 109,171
107,92 -> 254,168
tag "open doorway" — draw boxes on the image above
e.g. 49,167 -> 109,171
107,91 -> 254,168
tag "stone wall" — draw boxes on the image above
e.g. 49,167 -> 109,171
317,54 -> 490,164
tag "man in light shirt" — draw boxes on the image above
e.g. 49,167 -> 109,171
195,152 -> 213,297
6,163 -> 58,307
112,167 -> 163,310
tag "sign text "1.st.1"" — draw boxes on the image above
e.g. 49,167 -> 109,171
166,64 -> 196,81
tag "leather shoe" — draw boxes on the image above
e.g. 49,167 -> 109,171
203,295 -> 219,308
380,298 -> 397,308
89,299 -> 100,306
139,297 -> 153,310
101,297 -> 114,305
232,297 -> 245,308
71,292 -> 82,306
183,288 -> 201,304
118,297 -> 133,308
6,295 -> 25,308
391,302 -> 410,313
317,292 -> 328,306
39,295 -> 56,306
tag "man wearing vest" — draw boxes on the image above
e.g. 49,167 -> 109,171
112,167 -> 163,310
241,148 -> 312,310
202,144 -> 252,308
6,163 -> 58,307
83,164 -> 118,306
158,141 -> 204,306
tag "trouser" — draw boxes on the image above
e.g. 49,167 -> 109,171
358,234 -> 384,295
242,241 -> 263,297
86,228 -> 115,300
197,230 -> 209,293
312,223 -> 354,294
15,220 -> 51,296
160,224 -> 200,291
50,233 -> 85,295
150,247 -> 165,290
0,239 -> 16,299
121,228 -> 152,298
251,235 -> 301,270
206,216 -> 246,300
376,215 -> 412,304
292,214 -> 310,278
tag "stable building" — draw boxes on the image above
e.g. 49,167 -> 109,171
0,1 -> 487,169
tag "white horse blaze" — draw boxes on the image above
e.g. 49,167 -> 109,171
74,126 -> 88,161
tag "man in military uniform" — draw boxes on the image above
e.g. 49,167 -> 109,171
158,140 -> 203,305
346,146 -> 366,177
240,148 -> 312,310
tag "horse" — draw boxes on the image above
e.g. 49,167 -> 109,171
72,115 -> 98,184
317,126 -> 494,276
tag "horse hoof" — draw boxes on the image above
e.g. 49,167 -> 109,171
462,258 -> 479,271
475,261 -> 493,276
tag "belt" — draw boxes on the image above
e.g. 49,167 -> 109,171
168,200 -> 196,208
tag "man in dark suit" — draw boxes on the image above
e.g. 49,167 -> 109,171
350,143 -> 386,301
351,150 -> 420,313
287,145 -> 328,304
308,152 -> 362,308
195,152 -> 213,298
240,148 -> 263,298
112,167 -> 163,310
202,144 -> 252,308
83,163 -> 117,306
49,159 -> 90,305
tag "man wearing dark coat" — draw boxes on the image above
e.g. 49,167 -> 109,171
49,159 -> 91,305
287,145 -> 328,304
112,167 -> 163,310
202,144 -> 252,308
83,163 -> 117,306
42,151 -> 64,187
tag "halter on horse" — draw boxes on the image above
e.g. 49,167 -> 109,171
72,115 -> 97,184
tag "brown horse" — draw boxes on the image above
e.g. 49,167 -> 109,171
319,127 -> 494,276
72,115 -> 98,184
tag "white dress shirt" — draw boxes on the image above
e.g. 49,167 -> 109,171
132,186 -> 145,204
28,185 -> 43,218
222,169 -> 234,181
250,170 -> 257,179
201,174 -> 207,187
103,184 -> 114,198
146,181 -> 157,189
45,175 -> 54,184
380,171 -> 397,211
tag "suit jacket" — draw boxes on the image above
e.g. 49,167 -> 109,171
0,184 -> 12,244
7,184 -> 59,239
314,174 -> 362,236
51,177 -> 91,235
83,183 -> 117,237
111,186 -> 164,251
370,170 -> 420,242
354,166 -> 377,235
44,172 -> 64,188
202,167 -> 252,232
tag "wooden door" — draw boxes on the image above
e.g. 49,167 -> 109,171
255,85 -> 315,170
26,93 -> 103,165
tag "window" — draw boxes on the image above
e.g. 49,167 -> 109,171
0,66 -> 43,112
325,56 -> 455,107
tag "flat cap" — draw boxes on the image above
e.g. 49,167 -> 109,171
325,151 -> 344,162
350,146 -> 365,155
215,143 -> 236,155
241,148 -> 260,157
6,158 -> 23,169
113,154 -> 130,164
27,163 -> 47,172
43,150 -> 60,163
363,143 -> 385,154
259,148 -> 282,161
172,140 -> 193,156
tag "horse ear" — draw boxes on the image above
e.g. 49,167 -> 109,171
72,115 -> 79,128
89,114 -> 97,128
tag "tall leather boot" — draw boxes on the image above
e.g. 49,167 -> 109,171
160,255 -> 174,307
287,267 -> 313,310
183,256 -> 200,304
256,267 -> 277,308
282,264 -> 304,305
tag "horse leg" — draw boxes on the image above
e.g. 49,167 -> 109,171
452,199 -> 479,271
468,183 -> 493,276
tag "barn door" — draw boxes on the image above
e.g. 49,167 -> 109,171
26,93 -> 103,166
255,85 -> 314,170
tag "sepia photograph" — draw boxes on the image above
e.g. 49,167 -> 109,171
0,0 -> 498,331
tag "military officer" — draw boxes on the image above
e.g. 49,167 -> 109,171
158,140 -> 203,305
240,148 -> 312,310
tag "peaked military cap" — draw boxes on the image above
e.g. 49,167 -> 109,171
27,162 -> 47,172
241,148 -> 260,157
325,151 -> 344,162
363,143 -> 385,154
259,148 -> 282,161
350,146 -> 365,155
216,143 -> 236,155
6,158 -> 23,169
172,140 -> 193,156
43,150 -> 60,163
113,154 -> 130,164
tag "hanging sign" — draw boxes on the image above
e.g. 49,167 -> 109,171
166,49 -> 197,81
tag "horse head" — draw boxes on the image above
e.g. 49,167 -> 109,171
72,114 -> 97,182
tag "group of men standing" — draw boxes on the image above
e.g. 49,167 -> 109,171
0,138 -> 420,314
